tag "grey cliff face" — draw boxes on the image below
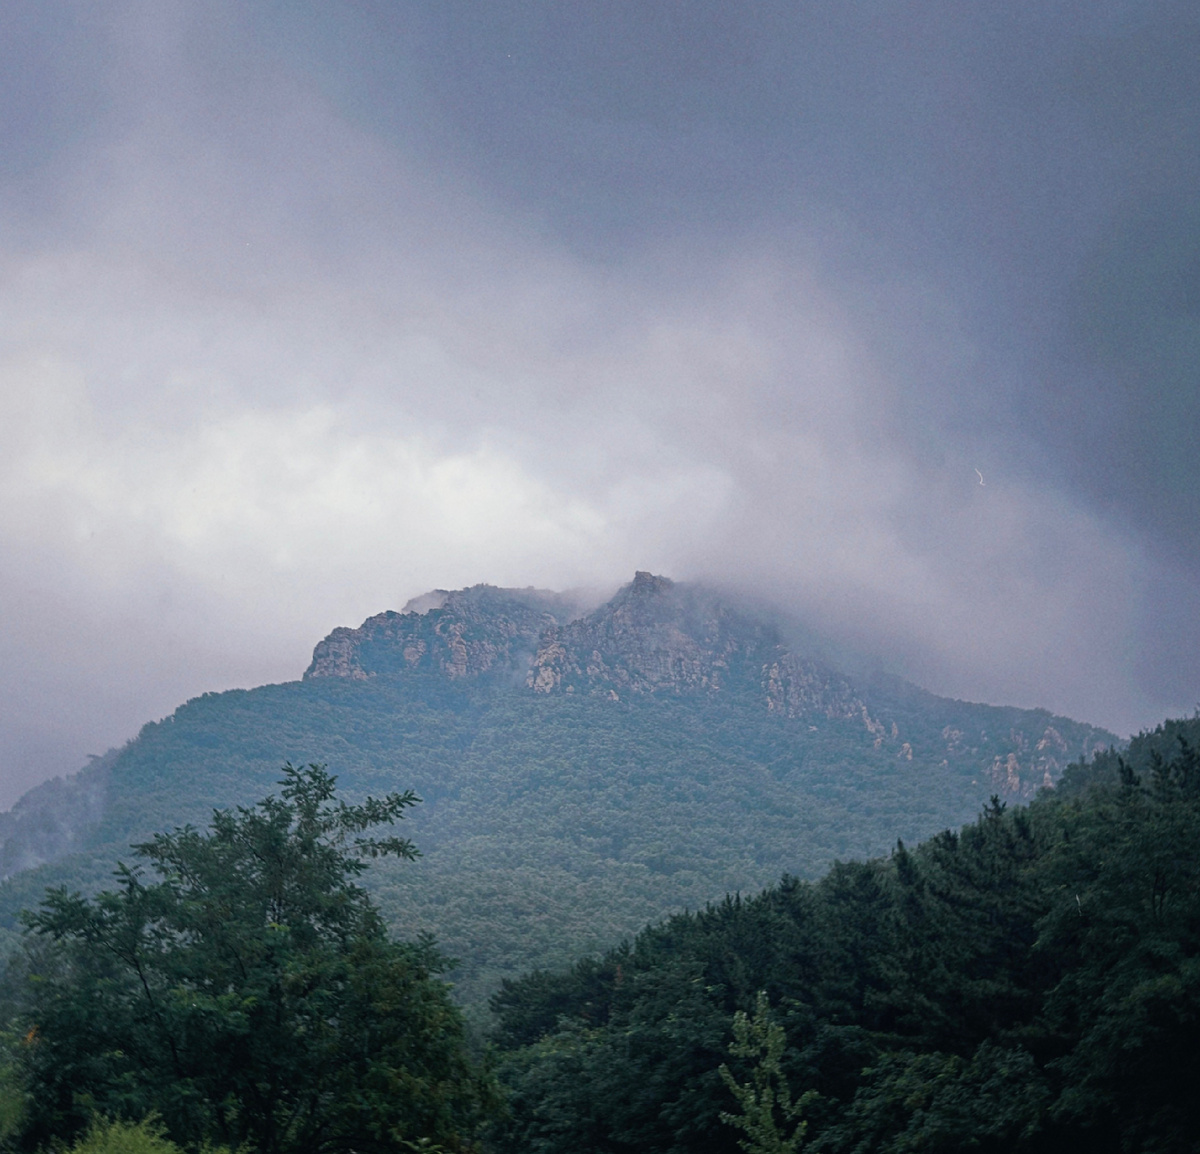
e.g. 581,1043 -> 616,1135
303,584 -> 588,683
528,572 -> 737,697
527,571 -> 864,722
308,571 -> 872,721
302,572 -> 1115,801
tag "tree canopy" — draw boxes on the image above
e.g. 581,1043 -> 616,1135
486,720 -> 1200,1154
10,764 -> 493,1153
0,666 -> 1111,1015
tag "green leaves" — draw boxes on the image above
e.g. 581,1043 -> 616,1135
12,764 -> 491,1154
487,718 -> 1200,1154
56,1114 -> 233,1154
718,991 -> 808,1154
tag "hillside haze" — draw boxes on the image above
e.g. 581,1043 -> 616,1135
0,574 -> 1115,1006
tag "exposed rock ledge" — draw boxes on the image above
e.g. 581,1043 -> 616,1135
307,571 -> 873,724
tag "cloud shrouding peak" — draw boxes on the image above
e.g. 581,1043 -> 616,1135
0,0 -> 1196,806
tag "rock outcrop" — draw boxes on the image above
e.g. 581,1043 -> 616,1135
301,572 -> 1113,792
527,572 -> 864,723
304,584 -> 589,684
985,723 -> 1075,800
308,571 -> 877,725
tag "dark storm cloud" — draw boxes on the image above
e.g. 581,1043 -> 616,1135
277,1 -> 1200,556
0,0 -> 1197,806
308,0 -> 1200,714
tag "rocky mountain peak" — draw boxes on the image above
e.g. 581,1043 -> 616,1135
622,569 -> 676,602
303,583 -> 586,683
525,574 -> 861,715
300,574 -> 1104,800
305,573 -> 866,717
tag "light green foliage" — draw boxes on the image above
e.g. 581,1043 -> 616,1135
59,1115 -> 231,1154
719,991 -> 807,1154
61,1116 -> 178,1153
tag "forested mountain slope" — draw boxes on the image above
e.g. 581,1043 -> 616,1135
488,717 -> 1200,1154
0,575 -> 1115,1007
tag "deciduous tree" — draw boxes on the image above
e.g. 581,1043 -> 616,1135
14,764 -> 493,1153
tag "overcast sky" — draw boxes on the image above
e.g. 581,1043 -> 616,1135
1,0 -> 1198,806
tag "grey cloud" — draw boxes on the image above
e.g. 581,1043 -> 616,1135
0,0 -> 1196,806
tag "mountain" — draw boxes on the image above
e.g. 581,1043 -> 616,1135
0,751 -> 114,878
305,583 -> 589,683
485,717 -> 1200,1154
0,574 -> 1116,1010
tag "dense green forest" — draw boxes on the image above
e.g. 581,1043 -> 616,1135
0,677 -> 1109,1011
0,579 -> 1114,1011
487,717 -> 1200,1154
1,719 -> 1195,1151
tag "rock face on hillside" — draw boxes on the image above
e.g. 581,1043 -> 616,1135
304,584 -> 589,683
303,571 -> 1114,800
307,572 -> 863,718
527,572 -> 863,723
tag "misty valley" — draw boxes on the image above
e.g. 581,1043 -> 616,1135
0,574 -> 1194,1152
